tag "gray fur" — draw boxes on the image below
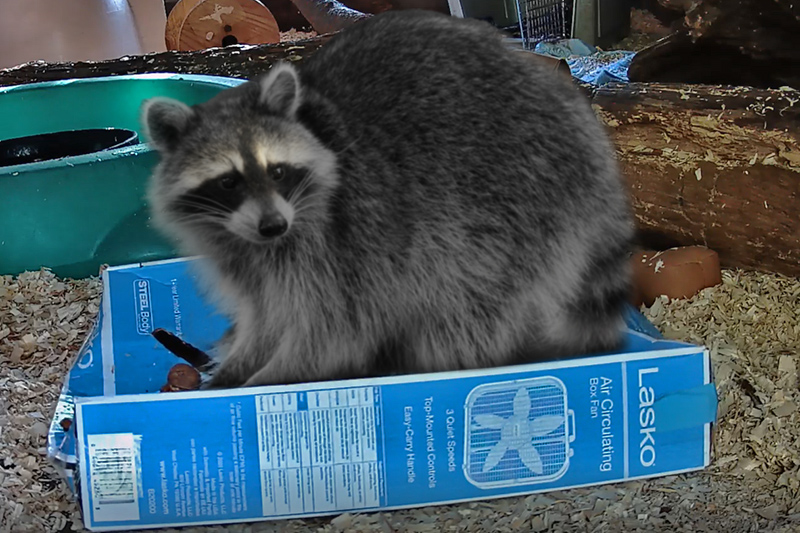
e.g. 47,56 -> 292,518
141,10 -> 635,389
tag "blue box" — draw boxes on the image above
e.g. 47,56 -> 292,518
47,257 -> 717,531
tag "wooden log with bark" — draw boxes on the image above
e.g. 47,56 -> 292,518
0,44 -> 798,277
272,0 -> 450,37
629,0 -> 800,89
259,0 -> 316,31
340,0 -> 449,15
289,0 -> 371,34
0,36 -> 334,87
653,0 -> 695,14
592,82 -> 800,277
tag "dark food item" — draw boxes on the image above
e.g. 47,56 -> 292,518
151,328 -> 214,370
59,418 -> 73,432
161,363 -> 202,392
152,329 -> 214,393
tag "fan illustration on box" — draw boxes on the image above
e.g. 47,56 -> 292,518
464,376 -> 575,488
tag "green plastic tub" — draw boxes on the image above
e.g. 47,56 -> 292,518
0,73 -> 245,279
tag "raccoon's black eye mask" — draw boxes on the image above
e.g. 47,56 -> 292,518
269,164 -> 286,182
219,171 -> 242,190
271,163 -> 321,207
175,171 -> 248,216
268,162 -> 309,186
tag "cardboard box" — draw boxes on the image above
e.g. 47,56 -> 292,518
48,257 -> 717,532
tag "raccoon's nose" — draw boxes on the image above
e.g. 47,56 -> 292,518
258,215 -> 288,238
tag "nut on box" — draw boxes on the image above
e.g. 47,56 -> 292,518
161,363 -> 202,392
631,246 -> 722,307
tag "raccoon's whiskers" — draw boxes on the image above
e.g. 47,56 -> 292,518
287,172 -> 315,206
176,195 -> 235,214
170,213 -> 228,227
171,201 -> 233,218
333,134 -> 363,157
289,192 -> 326,219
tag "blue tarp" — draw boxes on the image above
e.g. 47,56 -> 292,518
534,39 -> 635,86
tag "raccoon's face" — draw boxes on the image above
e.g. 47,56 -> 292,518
140,64 -> 338,247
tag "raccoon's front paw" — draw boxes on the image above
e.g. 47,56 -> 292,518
241,357 -> 306,387
216,325 -> 237,352
201,364 -> 247,390
205,325 -> 235,363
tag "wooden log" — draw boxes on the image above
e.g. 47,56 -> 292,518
165,0 -> 281,51
1,45 -> 798,277
288,0 -> 371,34
629,0 -> 800,89
340,0 -> 449,15
0,35 -> 334,87
654,0 -> 695,13
259,0 -> 315,31
592,82 -> 800,277
289,0 -> 453,35
635,0 -> 688,28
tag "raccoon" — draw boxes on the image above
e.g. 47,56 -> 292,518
141,9 -> 634,389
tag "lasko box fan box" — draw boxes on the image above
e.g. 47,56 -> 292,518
47,257 -> 717,531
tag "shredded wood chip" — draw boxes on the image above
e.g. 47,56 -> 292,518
1,269 -> 102,532
279,29 -> 318,43
1,267 -> 799,532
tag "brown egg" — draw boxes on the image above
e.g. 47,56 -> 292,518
631,246 -> 722,307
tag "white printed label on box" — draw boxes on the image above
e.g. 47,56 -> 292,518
254,388 -> 382,515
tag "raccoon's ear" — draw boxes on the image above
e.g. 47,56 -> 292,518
258,63 -> 301,118
141,97 -> 194,152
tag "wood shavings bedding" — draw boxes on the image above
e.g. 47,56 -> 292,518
280,29 -> 318,43
1,267 -> 798,532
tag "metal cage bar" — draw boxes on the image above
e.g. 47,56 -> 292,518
516,0 -> 574,49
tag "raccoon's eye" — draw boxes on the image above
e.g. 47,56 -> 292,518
219,172 -> 241,190
269,164 -> 286,182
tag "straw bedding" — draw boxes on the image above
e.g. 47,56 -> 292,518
1,267 -> 798,532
